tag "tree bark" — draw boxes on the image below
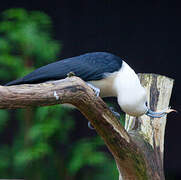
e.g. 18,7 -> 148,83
0,74 -> 174,180
125,74 -> 174,180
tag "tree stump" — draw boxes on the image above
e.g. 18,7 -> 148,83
124,74 -> 174,180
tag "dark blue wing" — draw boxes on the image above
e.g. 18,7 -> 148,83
5,52 -> 123,86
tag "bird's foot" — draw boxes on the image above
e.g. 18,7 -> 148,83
88,107 -> 120,130
86,83 -> 100,97
88,121 -> 94,130
109,107 -> 120,119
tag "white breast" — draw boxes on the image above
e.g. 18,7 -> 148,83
113,61 -> 147,116
88,72 -> 118,97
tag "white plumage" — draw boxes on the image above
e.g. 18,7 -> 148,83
89,61 -> 147,116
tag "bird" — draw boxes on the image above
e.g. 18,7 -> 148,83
5,52 -> 168,118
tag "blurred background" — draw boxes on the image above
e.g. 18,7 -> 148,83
0,0 -> 180,179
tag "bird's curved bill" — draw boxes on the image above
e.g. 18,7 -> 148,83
146,107 -> 177,118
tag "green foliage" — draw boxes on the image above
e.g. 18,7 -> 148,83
68,137 -> 106,175
0,8 -> 60,81
0,110 -> 9,131
0,8 -> 118,180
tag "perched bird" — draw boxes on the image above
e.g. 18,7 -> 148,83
6,52 -> 168,118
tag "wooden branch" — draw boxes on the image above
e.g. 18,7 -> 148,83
0,74 -> 174,180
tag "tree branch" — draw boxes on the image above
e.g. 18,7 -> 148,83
0,74 -> 174,180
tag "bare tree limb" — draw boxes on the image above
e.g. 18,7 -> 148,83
0,74 -> 174,180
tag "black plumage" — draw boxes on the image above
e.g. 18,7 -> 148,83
5,52 -> 123,86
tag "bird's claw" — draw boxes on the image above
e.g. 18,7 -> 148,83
109,107 -> 120,119
88,121 -> 94,130
86,83 -> 100,97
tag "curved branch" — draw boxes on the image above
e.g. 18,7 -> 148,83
0,74 -> 174,180
0,76 -> 149,179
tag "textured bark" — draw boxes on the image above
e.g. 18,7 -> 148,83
125,74 -> 174,180
0,74 -> 174,180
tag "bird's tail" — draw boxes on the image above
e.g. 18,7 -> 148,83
5,78 -> 24,86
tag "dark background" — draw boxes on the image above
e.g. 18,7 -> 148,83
0,0 -> 180,178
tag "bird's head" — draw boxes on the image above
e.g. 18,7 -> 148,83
117,85 -> 148,117
118,86 -> 174,118
115,61 -> 175,118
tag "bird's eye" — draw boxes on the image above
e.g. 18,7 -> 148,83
145,101 -> 148,106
